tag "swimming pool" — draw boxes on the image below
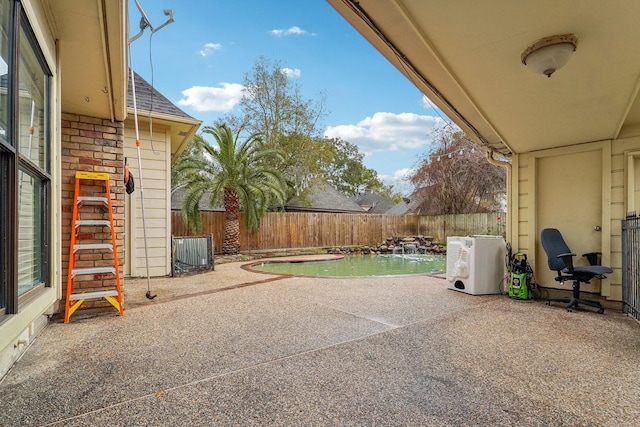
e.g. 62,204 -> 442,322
250,254 -> 446,277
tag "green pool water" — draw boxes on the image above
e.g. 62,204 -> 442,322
252,254 -> 446,277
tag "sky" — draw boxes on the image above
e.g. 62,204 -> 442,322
128,0 -> 448,195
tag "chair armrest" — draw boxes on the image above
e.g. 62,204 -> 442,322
582,251 -> 602,265
557,252 -> 576,271
557,252 -> 576,258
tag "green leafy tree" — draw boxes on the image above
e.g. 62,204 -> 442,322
223,57 -> 330,196
173,124 -> 287,254
408,126 -> 506,214
321,136 -> 397,198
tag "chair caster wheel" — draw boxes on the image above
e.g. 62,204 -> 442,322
598,308 -> 604,314
566,308 -> 573,312
545,301 -> 550,305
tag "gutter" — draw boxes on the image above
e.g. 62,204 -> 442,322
337,0 -> 514,157
126,107 -> 202,163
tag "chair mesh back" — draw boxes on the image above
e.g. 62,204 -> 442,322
540,228 -> 570,271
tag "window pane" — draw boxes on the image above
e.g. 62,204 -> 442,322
0,1 -> 10,146
18,23 -> 47,170
17,167 -> 43,296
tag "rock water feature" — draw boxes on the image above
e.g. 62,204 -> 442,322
328,235 -> 446,256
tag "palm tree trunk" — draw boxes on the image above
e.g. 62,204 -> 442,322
223,188 -> 241,254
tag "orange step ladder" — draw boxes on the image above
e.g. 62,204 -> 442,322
65,171 -> 123,323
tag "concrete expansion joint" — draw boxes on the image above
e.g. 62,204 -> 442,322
125,275 -> 290,309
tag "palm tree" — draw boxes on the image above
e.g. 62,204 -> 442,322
173,124 -> 287,254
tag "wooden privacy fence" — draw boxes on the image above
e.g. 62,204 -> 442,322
172,211 -> 506,253
418,212 -> 506,241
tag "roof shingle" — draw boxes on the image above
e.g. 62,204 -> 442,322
127,70 -> 194,120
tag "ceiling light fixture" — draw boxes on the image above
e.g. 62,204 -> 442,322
521,34 -> 578,78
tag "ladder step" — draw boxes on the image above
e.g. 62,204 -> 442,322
72,266 -> 116,277
77,196 -> 108,205
75,171 -> 110,180
68,290 -> 119,301
74,243 -> 113,252
75,219 -> 111,228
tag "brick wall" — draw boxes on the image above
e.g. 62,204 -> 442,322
61,113 -> 125,312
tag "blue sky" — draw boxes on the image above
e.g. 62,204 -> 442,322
128,0 -> 446,194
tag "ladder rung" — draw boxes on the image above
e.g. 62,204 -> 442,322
72,266 -> 115,277
76,171 -> 109,180
74,243 -> 113,252
77,196 -> 108,205
68,290 -> 119,301
75,219 -> 111,228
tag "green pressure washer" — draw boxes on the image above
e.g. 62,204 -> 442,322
506,243 -> 533,300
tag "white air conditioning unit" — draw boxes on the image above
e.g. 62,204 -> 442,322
446,235 -> 506,295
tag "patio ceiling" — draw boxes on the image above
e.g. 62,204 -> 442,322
44,0 -> 127,121
327,0 -> 640,156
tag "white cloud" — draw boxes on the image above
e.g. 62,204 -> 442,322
393,167 -> 414,181
280,68 -> 301,78
324,112 -> 443,153
270,26 -> 315,37
177,83 -> 245,112
199,42 -> 222,57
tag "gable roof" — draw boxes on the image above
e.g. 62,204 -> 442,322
350,191 -> 395,213
127,70 -> 194,120
172,183 -> 365,214
126,70 -> 201,162
286,184 -> 366,213
367,199 -> 396,214
171,187 -> 224,212
385,200 -> 413,215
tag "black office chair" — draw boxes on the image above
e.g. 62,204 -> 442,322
540,228 -> 611,314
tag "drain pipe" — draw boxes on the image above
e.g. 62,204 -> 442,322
486,149 -> 512,241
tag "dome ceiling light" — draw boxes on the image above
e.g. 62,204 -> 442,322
521,34 -> 578,78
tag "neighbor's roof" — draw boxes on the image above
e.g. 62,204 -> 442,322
350,191 -> 395,213
385,200 -> 413,215
171,187 -> 224,212
286,184 -> 366,213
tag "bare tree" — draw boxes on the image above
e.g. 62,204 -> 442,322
408,127 -> 506,214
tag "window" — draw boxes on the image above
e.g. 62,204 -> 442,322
0,1 -> 51,316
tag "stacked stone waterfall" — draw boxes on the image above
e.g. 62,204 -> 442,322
328,235 -> 446,255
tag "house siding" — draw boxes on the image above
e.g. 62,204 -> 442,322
124,124 -> 171,277
511,137 -> 640,302
608,135 -> 640,300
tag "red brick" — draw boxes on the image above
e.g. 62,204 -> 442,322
70,136 -> 95,144
95,125 -> 117,134
79,158 -> 102,165
80,130 -> 102,139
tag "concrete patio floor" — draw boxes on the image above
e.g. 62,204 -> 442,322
1,256 -> 639,426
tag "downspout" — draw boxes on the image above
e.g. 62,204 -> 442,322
486,150 -> 512,242
97,0 -> 115,122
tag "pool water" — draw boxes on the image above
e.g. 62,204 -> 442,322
252,254 -> 446,277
